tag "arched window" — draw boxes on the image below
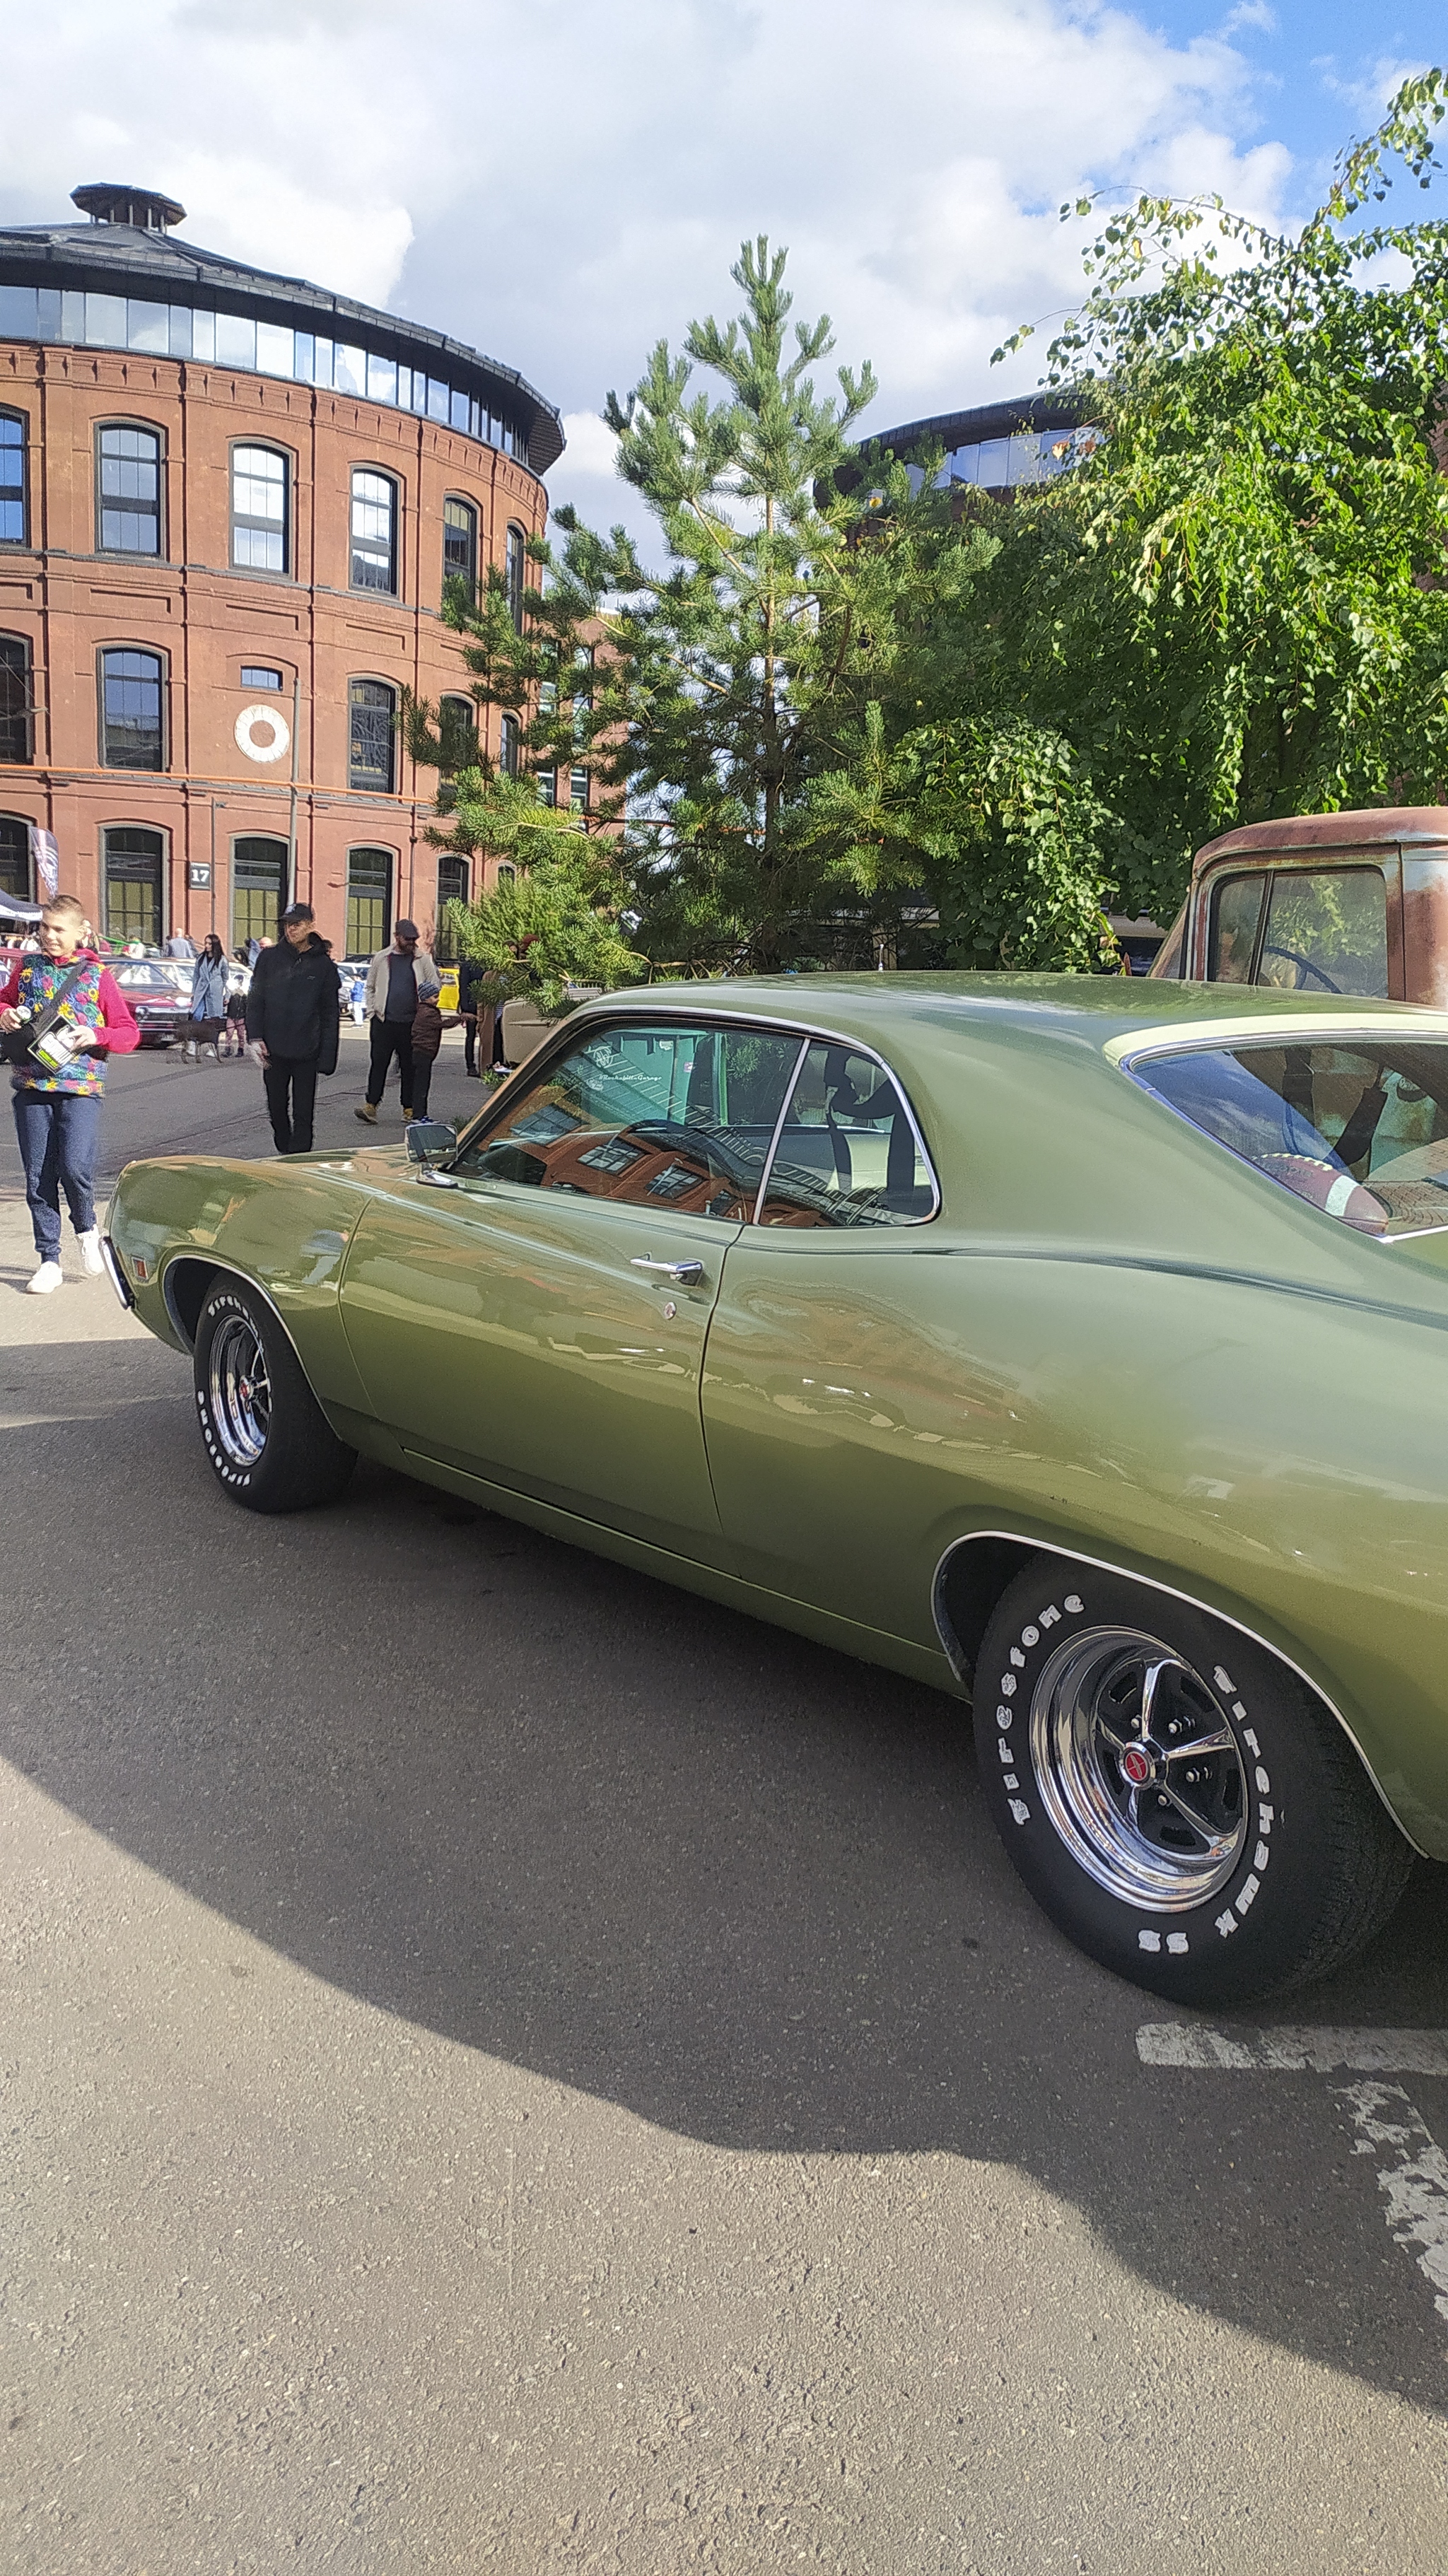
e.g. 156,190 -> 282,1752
0,413 -> 28,547
499,710 -> 520,778
346,847 -> 392,955
0,636 -> 33,763
351,469 -> 398,593
103,825 -> 165,948
505,522 -> 526,630
0,814 -> 32,901
439,693 -> 477,764
349,678 -> 397,793
231,445 -> 290,573
436,853 -> 469,940
442,496 -> 477,602
96,423 -> 163,556
231,836 -> 289,952
98,647 -> 166,770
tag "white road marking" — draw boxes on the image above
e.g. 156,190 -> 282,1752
1137,2023 -> 1448,2073
1338,2084 -> 1448,2324
1140,2025 -> 1448,2333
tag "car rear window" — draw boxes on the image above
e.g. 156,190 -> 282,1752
1129,1038 -> 1448,1236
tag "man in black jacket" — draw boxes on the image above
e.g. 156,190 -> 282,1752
243,903 -> 340,1154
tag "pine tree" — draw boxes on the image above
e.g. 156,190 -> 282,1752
547,238 -> 956,971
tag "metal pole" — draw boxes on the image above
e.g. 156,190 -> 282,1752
208,795 -> 217,937
288,673 -> 300,906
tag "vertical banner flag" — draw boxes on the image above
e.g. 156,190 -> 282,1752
28,826 -> 59,900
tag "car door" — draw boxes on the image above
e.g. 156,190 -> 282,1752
339,1013 -> 804,1560
701,1032 -> 953,1645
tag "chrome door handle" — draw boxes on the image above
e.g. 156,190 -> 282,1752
631,1256 -> 705,1286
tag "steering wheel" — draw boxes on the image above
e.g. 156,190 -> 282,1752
1259,943 -> 1341,993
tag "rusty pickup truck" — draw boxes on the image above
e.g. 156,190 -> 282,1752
1149,807 -> 1448,1007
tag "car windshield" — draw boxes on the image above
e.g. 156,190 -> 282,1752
1131,1038 -> 1448,1236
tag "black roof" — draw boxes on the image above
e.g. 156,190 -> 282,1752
0,213 -> 565,472
862,392 -> 1088,457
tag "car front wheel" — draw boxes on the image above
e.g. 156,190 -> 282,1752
974,1560 -> 1411,2005
192,1277 -> 356,1514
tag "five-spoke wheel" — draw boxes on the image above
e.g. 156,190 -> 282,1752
1029,1628 -> 1247,1911
974,1559 -> 1411,2003
192,1276 -> 356,1512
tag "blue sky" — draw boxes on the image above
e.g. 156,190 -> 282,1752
1142,0 -> 1443,192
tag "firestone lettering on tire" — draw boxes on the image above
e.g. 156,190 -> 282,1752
196,1294 -> 257,1489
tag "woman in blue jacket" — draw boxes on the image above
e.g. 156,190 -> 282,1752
183,934 -> 230,1059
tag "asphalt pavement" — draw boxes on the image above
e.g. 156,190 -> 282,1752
2,1025 -> 1447,2573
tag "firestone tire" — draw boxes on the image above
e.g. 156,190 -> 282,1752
192,1278 -> 356,1515
974,1559 -> 1411,2006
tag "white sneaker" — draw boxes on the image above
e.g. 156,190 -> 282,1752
25,1259 -> 63,1295
78,1229 -> 105,1277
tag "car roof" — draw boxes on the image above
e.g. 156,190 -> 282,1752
1194,806 -> 1448,864
596,971 -> 1448,1057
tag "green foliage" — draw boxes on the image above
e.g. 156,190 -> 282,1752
971,69 -> 1448,918
443,838 -> 646,1017
425,77 -> 1448,983
542,235 -> 1200,972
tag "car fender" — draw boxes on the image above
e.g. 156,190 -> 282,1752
108,1154 -> 377,1418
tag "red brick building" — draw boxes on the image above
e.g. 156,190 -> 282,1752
0,183 -> 564,956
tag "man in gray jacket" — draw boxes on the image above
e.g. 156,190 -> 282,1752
354,918 -> 438,1125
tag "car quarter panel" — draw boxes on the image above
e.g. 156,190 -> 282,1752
701,1235 -> 1448,1849
107,1155 -> 377,1415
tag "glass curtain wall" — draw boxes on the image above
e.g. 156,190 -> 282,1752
0,286 -> 530,461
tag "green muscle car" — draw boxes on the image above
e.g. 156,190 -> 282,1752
105,976 -> 1448,2005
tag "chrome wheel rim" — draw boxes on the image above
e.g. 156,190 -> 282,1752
207,1313 -> 272,1467
1027,1625 -> 1247,1910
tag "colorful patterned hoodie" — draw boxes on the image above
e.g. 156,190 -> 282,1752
11,954 -> 141,1095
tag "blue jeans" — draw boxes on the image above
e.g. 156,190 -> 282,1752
13,1087 -> 102,1258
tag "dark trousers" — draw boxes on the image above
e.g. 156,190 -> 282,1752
263,1052 -> 318,1154
463,1012 -> 477,1074
411,1053 -> 436,1120
13,1087 -> 101,1255
367,1016 -> 414,1110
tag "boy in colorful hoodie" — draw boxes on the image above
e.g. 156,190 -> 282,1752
0,893 -> 139,1294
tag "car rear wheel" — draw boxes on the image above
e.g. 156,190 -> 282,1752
974,1560 -> 1411,2005
192,1277 -> 356,1514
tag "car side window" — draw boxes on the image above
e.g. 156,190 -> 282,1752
757,1040 -> 938,1228
1206,874 -> 1266,983
1256,868 -> 1388,997
452,1020 -> 804,1219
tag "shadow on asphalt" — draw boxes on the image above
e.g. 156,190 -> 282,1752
6,1337 -> 1448,2417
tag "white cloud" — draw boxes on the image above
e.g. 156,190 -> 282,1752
0,0 -> 1314,533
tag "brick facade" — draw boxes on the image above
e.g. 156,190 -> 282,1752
0,337 -> 549,954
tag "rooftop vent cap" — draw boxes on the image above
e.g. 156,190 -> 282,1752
71,183 -> 186,233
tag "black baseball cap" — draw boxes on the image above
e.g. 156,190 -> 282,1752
282,901 -> 315,925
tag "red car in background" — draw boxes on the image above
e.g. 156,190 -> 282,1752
0,943 -> 185,1048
